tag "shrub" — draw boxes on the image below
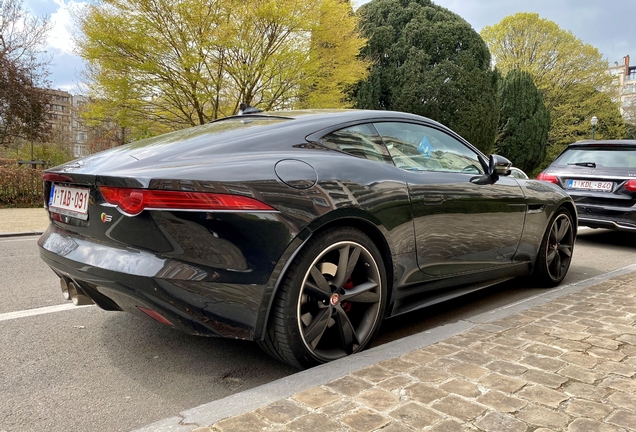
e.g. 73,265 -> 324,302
0,166 -> 44,208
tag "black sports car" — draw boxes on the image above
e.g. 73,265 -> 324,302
39,109 -> 576,369
537,140 -> 636,232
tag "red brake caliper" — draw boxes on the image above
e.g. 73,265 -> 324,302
342,277 -> 354,312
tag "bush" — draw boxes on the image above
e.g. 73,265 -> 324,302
0,166 -> 44,208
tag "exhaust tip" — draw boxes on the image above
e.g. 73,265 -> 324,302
60,278 -> 71,301
68,282 -> 95,306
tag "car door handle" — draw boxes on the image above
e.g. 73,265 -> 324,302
420,194 -> 444,205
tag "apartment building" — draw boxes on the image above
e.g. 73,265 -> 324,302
609,55 -> 636,121
43,89 -> 72,148
72,94 -> 90,158
42,90 -> 116,158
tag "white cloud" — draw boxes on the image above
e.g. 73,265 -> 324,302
47,0 -> 87,54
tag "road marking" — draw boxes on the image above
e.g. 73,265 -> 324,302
0,237 -> 39,243
0,304 -> 92,322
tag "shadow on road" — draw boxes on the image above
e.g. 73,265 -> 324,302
99,312 -> 296,400
576,228 -> 636,249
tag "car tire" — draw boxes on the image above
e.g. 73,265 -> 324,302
533,208 -> 575,287
259,227 -> 387,369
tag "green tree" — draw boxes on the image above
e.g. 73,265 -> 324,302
625,122 -> 636,140
496,69 -> 550,173
481,13 -> 611,110
352,0 -> 498,154
480,13 -> 623,163
76,0 -> 368,135
544,84 -> 625,165
300,0 -> 369,108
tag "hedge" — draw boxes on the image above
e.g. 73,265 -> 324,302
0,166 -> 44,208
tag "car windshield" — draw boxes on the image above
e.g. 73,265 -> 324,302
554,147 -> 636,169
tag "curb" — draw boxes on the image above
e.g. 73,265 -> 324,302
0,231 -> 44,238
132,263 -> 636,432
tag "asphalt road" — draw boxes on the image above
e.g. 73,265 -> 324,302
1,228 -> 635,431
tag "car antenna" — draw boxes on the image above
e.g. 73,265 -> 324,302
238,103 -> 263,115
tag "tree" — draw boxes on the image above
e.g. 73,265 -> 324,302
76,0 -> 368,135
299,0 -> 369,108
0,0 -> 51,148
625,122 -> 636,140
481,13 -> 612,110
544,84 -> 625,165
495,69 -> 550,173
480,13 -> 623,163
352,0 -> 499,154
0,57 -> 51,146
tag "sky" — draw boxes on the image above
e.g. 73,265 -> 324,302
24,0 -> 636,93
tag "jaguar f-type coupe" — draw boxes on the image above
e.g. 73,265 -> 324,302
39,109 -> 576,369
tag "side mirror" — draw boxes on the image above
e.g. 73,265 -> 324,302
488,154 -> 512,177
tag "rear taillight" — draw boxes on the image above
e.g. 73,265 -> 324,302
625,180 -> 636,192
536,172 -> 559,184
99,186 -> 275,216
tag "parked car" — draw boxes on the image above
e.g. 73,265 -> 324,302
39,109 -> 576,369
537,140 -> 636,231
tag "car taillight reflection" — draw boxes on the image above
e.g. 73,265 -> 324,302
536,172 -> 559,184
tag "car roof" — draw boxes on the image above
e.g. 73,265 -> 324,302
568,140 -> 636,148
214,109 -> 448,130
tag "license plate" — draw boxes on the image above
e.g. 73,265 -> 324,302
567,179 -> 613,192
49,184 -> 90,220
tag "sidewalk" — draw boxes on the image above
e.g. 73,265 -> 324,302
149,270 -> 636,432
0,207 -> 49,236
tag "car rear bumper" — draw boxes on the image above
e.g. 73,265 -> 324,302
578,217 -> 636,231
575,203 -> 636,231
38,224 -> 276,340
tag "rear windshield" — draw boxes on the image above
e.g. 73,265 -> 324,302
554,147 -> 636,169
124,117 -> 290,150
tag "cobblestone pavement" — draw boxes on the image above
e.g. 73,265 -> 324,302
0,207 -> 48,234
197,273 -> 636,432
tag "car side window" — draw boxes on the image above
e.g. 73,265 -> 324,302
320,124 -> 393,165
373,122 -> 484,174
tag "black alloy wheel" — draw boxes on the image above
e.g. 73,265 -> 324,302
259,227 -> 387,369
298,239 -> 383,361
534,208 -> 575,287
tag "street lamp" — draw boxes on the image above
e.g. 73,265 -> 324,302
591,116 -> 598,139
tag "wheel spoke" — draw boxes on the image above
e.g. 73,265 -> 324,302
305,266 -> 332,300
332,245 -> 360,289
334,305 -> 358,354
340,280 -> 379,303
558,243 -> 572,257
550,223 -> 558,244
303,308 -> 331,349
546,249 -> 557,265
550,251 -> 562,277
556,218 -> 571,242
